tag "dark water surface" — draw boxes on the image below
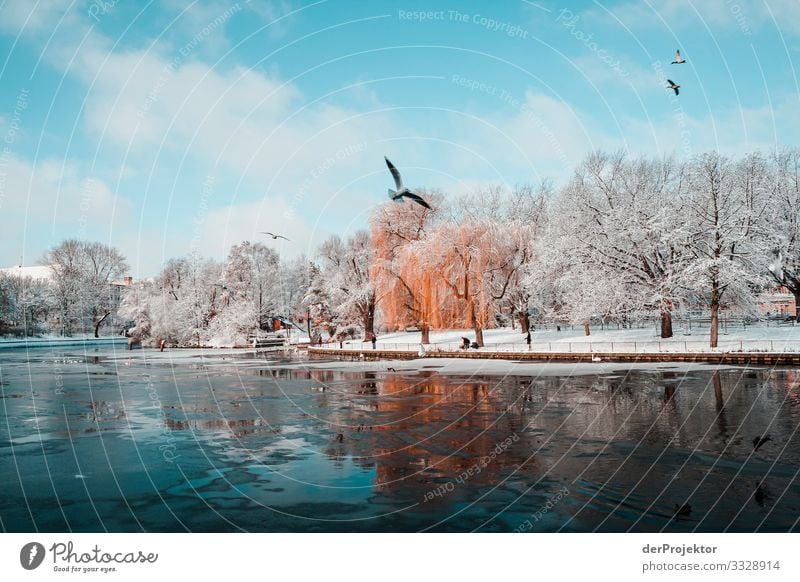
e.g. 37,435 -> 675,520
1,347 -> 799,532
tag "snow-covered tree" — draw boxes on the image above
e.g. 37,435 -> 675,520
767,149 -> 800,321
224,241 -> 280,331
315,230 -> 378,341
121,254 -> 225,347
552,152 -> 690,337
680,152 -> 770,347
42,239 -> 128,336
160,257 -> 191,301
302,262 -> 337,341
276,254 -> 312,332
0,273 -> 52,335
82,241 -> 130,337
171,255 -> 224,346
483,184 -> 548,333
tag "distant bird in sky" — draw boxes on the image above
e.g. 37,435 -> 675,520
752,434 -> 771,452
384,156 -> 432,209
261,232 -> 289,241
667,79 -> 680,95
671,50 -> 686,64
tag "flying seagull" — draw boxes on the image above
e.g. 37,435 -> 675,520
671,50 -> 686,64
261,232 -> 290,241
384,156 -> 431,210
667,80 -> 680,95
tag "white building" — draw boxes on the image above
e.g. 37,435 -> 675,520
0,265 -> 54,281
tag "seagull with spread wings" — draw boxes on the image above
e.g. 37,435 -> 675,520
667,79 -> 680,95
671,50 -> 686,64
261,232 -> 290,241
384,156 -> 431,210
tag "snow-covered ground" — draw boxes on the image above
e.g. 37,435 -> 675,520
5,324 -> 796,355
326,323 -> 800,353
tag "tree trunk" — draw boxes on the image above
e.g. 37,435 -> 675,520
306,308 -> 311,340
94,311 -> 111,338
62,299 -> 71,336
468,298 -> 484,347
420,322 -> 430,344
660,309 -> 673,339
584,320 -> 590,336
517,311 -> 530,334
794,289 -> 800,323
363,303 -> 375,342
709,283 -> 720,348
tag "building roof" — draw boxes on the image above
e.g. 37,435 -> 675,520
0,265 -> 53,281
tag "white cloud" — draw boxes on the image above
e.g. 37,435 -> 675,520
0,153 -> 132,266
597,95 -> 800,161
437,90 -> 597,183
198,197 -> 326,261
5,0 -> 797,278
569,54 -> 660,95
0,0 -> 76,35
587,0 -> 800,37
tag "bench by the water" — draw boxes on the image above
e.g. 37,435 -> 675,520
249,335 -> 287,348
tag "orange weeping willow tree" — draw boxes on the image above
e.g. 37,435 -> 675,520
370,195 -> 501,346
370,195 -> 443,344
430,219 -> 497,346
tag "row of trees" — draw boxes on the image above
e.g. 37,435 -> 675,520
305,149 -> 799,348
6,149 -> 794,349
0,239 -> 128,337
0,272 -> 51,335
120,242 -> 308,347
544,150 -> 798,346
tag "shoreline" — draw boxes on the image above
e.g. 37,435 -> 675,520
0,336 -> 128,349
308,346 -> 800,366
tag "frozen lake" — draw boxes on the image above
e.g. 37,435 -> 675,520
1,346 -> 799,532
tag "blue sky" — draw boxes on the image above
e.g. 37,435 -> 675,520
1,0 -> 799,276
